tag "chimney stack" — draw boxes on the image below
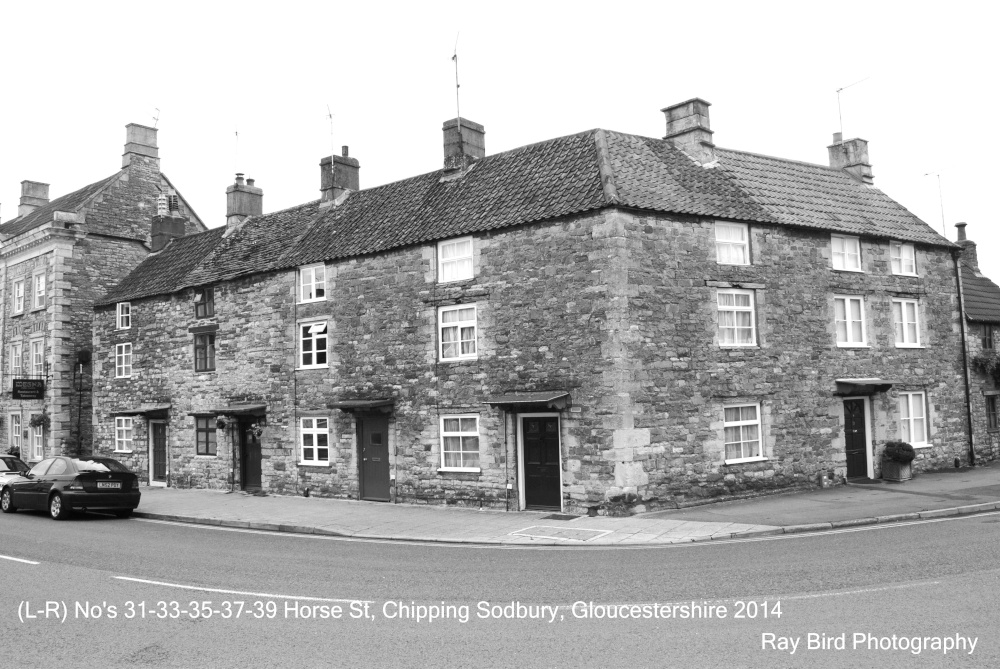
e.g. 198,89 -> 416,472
320,146 -> 360,203
18,181 -> 50,217
442,118 -> 485,172
828,134 -> 873,184
662,98 -> 716,165
122,123 -> 159,168
150,190 -> 186,252
226,173 -> 263,227
955,222 -> 982,275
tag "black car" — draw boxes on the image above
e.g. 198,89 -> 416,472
0,456 -> 141,520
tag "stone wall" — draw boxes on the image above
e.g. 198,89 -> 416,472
92,207 -> 976,514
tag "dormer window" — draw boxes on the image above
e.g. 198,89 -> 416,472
438,237 -> 473,283
299,265 -> 326,303
194,287 -> 214,319
831,235 -> 862,272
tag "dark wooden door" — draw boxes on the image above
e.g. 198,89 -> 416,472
151,423 -> 167,483
523,417 -> 561,510
358,415 -> 389,501
241,422 -> 262,490
844,399 -> 868,478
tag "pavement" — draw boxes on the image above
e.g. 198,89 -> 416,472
131,462 -> 1000,546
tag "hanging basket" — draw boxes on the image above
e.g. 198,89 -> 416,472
28,413 -> 51,430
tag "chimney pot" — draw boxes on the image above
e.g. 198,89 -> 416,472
662,98 -> 716,165
442,118 -> 485,172
226,175 -> 263,227
122,123 -> 159,168
18,180 -> 50,217
833,132 -> 843,144
955,222 -> 968,242
342,145 -> 349,158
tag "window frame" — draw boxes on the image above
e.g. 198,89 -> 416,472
831,235 -> 862,272
12,279 -> 24,314
437,237 -> 474,283
115,343 -> 133,378
28,414 -> 43,460
9,343 -> 22,387
716,289 -> 757,347
987,395 -> 999,432
714,222 -> 750,266
891,298 -> 921,347
899,391 -> 929,448
115,417 -> 134,453
834,295 -> 867,347
32,272 -> 46,310
982,324 -> 995,350
195,417 -> 217,456
194,287 -> 215,319
890,241 -> 917,276
194,333 -> 216,372
299,417 -> 330,466
298,264 -> 327,303
439,414 -> 481,471
116,302 -> 131,330
30,339 -> 44,377
298,320 -> 329,369
8,414 -> 22,455
438,304 -> 478,361
722,403 -> 765,464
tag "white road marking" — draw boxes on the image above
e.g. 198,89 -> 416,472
0,554 -> 39,565
114,576 -> 371,604
135,509 -> 1000,551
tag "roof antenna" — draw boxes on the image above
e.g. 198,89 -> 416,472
234,123 -> 239,175
326,104 -> 335,159
923,172 -> 947,237
152,108 -> 160,128
836,77 -> 869,137
452,33 -> 461,122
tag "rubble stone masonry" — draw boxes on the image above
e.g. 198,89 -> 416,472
93,208 -> 972,513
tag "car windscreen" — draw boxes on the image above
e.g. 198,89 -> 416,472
0,457 -> 27,473
73,458 -> 130,473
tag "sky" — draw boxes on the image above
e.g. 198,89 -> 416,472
1,0 -> 998,280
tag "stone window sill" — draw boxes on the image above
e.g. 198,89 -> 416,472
723,456 -> 768,465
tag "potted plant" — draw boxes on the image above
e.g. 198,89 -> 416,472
881,440 -> 915,482
28,412 -> 51,431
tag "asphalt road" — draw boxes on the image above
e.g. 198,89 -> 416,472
2,508 -> 998,668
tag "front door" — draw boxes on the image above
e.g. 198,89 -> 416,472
522,415 -> 562,510
843,398 -> 869,478
149,421 -> 167,486
240,420 -> 262,491
358,414 -> 390,501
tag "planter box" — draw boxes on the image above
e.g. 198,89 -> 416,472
882,459 -> 912,482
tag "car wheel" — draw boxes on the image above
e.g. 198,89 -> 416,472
0,488 -> 16,513
114,509 -> 133,519
49,493 -> 68,520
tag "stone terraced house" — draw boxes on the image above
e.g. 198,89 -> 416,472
0,125 -> 204,463
956,223 -> 1000,459
91,99 -> 986,514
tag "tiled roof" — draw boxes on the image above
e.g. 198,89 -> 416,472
961,263 -> 1000,323
95,227 -> 226,307
714,148 -> 950,246
0,173 -> 121,238
99,127 -> 951,303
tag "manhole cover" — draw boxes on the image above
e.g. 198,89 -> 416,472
509,526 -> 612,542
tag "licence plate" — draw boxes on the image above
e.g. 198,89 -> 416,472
97,481 -> 121,489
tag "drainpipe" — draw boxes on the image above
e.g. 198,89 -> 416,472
954,249 -> 976,466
